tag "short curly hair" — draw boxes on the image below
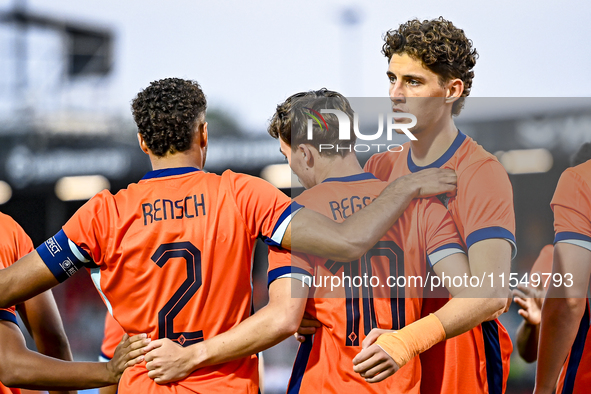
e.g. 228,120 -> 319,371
382,17 -> 478,116
268,89 -> 356,157
132,78 -> 207,157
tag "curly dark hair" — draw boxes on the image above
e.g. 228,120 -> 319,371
268,89 -> 356,157
131,78 -> 207,157
382,17 -> 478,116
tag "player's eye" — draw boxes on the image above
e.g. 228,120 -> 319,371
388,75 -> 396,84
408,79 -> 420,86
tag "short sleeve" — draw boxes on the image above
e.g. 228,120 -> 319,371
0,216 -> 33,325
459,160 -> 517,256
0,214 -> 33,263
13,222 -> 34,259
226,171 -> 303,247
267,247 -> 313,287
0,221 -> 33,324
37,192 -> 107,282
364,153 -> 390,181
62,191 -> 112,264
422,199 -> 466,267
551,169 -> 591,252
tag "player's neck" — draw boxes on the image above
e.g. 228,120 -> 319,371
409,117 -> 458,167
316,154 -> 364,185
148,150 -> 205,171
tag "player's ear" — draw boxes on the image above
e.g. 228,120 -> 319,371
137,133 -> 150,154
298,144 -> 315,168
445,78 -> 464,104
200,122 -> 208,148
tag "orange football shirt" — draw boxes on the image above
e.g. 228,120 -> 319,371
99,311 -> 126,361
551,160 -> 591,393
364,131 -> 515,394
268,173 -> 464,394
36,167 -> 298,394
0,212 -> 34,394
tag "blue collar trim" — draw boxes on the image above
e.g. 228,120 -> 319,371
322,172 -> 377,183
407,131 -> 466,173
142,167 -> 201,180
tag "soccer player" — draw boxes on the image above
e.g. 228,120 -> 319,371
515,142 -> 591,365
533,145 -> 591,394
269,90 -> 470,392
0,78 -> 455,394
139,88 -> 469,392
0,212 -> 145,393
358,17 -> 515,393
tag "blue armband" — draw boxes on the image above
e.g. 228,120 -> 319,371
36,229 -> 95,282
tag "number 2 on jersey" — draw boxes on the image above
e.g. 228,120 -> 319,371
151,242 -> 204,346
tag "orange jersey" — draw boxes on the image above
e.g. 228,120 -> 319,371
268,173 -> 464,394
99,311 -> 126,361
0,212 -> 34,394
364,131 -> 515,394
36,167 -> 298,394
551,160 -> 591,393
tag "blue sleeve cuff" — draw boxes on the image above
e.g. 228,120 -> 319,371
262,201 -> 305,248
0,310 -> 18,325
466,226 -> 517,259
554,232 -> 591,252
268,266 -> 312,287
36,229 -> 96,283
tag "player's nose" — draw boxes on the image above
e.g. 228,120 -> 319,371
389,84 -> 406,104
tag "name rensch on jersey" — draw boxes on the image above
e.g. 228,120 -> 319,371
141,194 -> 206,226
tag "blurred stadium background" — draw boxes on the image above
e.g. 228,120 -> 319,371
1,0 -> 591,393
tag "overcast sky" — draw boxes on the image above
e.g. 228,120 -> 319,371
1,0 -> 590,132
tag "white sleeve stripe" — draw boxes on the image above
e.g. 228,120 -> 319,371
275,272 -> 312,285
429,248 -> 465,266
68,239 -> 89,263
507,238 -> 518,260
270,207 -> 303,245
557,239 -> 591,253
90,268 -> 113,315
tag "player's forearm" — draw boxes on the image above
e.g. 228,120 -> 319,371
434,292 -> 507,338
42,339 -> 79,394
18,291 -> 74,364
289,176 -> 416,261
29,313 -> 74,363
336,176 -> 417,259
193,303 -> 299,369
434,238 -> 512,337
0,252 -> 59,308
535,296 -> 585,392
516,320 -> 540,363
2,352 -> 117,390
